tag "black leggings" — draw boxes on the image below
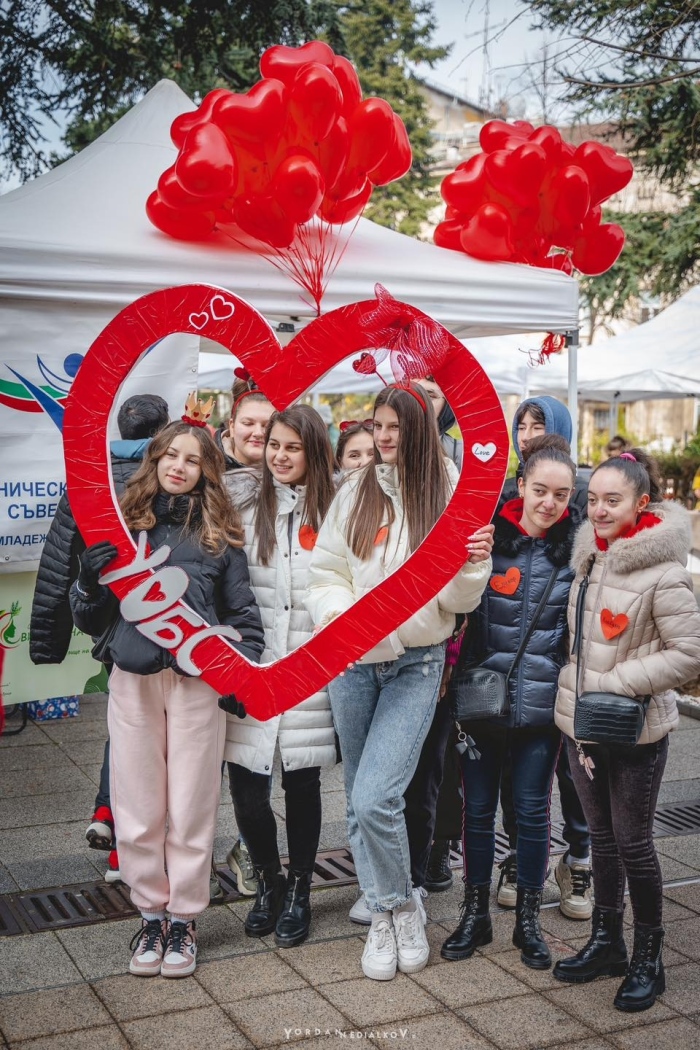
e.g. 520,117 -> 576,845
227,762 -> 321,874
566,735 -> 668,928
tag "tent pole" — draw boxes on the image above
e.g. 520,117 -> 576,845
566,331 -> 579,462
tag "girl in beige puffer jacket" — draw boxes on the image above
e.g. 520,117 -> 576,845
553,448 -> 700,1013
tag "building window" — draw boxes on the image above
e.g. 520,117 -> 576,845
593,409 -> 609,430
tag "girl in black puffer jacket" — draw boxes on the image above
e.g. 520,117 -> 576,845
442,435 -> 579,971
69,417 -> 264,979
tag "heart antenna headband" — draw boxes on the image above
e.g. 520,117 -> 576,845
182,391 -> 214,428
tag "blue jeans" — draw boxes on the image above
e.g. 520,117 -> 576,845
329,644 -> 445,912
460,723 -> 561,890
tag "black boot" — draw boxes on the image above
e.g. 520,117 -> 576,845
274,870 -> 313,948
244,865 -> 286,937
553,906 -> 628,984
513,887 -> 551,970
613,926 -> 665,1012
440,883 -> 492,960
424,840 -> 454,892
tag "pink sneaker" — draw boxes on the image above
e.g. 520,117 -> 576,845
129,918 -> 166,977
161,920 -> 197,978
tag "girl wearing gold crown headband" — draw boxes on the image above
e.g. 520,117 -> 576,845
70,396 -> 265,980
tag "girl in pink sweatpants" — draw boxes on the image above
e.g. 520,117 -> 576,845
70,413 -> 264,978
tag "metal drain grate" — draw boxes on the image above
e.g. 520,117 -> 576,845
3,800 -> 700,937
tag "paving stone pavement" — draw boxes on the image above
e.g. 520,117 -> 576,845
1,698 -> 700,1049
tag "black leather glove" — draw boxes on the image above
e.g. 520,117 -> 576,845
218,694 -> 247,718
77,541 -> 118,595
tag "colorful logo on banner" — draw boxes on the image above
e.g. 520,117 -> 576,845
63,284 -> 509,722
0,354 -> 83,429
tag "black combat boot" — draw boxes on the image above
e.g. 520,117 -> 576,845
440,883 -> 492,960
613,926 -> 665,1012
424,840 -> 454,892
553,906 -> 628,984
513,887 -> 551,969
274,870 -> 313,948
244,865 -> 286,937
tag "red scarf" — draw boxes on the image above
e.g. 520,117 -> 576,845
595,510 -> 662,551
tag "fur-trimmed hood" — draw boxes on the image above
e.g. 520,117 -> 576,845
571,500 -> 691,576
495,500 -> 581,569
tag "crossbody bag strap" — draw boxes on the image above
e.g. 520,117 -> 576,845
504,562 -> 560,687
573,554 -> 596,702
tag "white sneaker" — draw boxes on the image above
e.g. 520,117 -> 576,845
393,904 -> 430,974
413,886 -> 428,924
349,893 -> 372,925
555,855 -> 593,920
161,920 -> 197,978
361,918 -> 397,981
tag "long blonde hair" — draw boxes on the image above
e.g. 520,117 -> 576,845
120,422 -> 244,554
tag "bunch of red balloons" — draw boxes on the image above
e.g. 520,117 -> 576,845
434,120 -> 634,276
147,41 -> 411,249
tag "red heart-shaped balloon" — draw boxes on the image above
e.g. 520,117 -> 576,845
63,286 -> 508,721
289,63 -> 343,143
260,41 -> 336,85
441,154 -> 488,217
460,203 -> 516,262
573,142 -> 634,207
212,80 -> 288,146
484,143 -> 548,206
271,155 -> 325,224
551,164 -> 591,228
479,120 -> 530,154
234,194 -> 296,248
175,124 -> 237,199
170,89 -> 231,150
332,55 -> 363,118
572,222 -> 625,275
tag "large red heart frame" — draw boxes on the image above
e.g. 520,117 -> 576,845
63,284 -> 508,720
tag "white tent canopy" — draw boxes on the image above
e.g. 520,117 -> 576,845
0,79 -> 578,339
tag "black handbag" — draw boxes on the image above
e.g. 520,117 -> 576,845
572,557 -> 650,749
452,563 -> 560,723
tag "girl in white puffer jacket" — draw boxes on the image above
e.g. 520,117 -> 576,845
223,405 -> 336,949
306,383 -> 494,982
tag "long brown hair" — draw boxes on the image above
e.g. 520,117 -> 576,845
254,405 -> 335,566
346,383 -> 451,559
592,446 -> 663,503
120,422 -> 244,553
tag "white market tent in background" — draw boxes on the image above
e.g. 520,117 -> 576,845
0,77 -> 579,392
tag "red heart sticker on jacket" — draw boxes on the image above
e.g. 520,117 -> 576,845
64,285 -> 508,722
601,609 -> 629,640
490,567 -> 521,595
298,525 -> 318,551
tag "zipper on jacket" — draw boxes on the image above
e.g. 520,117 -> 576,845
286,511 -> 294,555
514,542 -> 534,728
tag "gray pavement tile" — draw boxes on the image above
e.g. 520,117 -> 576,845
607,1017 -> 700,1050
317,791 -> 349,824
657,854 -> 700,882
663,915 -> 700,959
56,917 -> 144,981
365,1012 -> 494,1050
191,903 -> 255,962
620,895 -> 696,926
0,743 -> 73,771
0,723 -> 49,748
319,974 -> 441,1027
545,974 -> 676,1033
50,740 -> 107,766
655,834 -> 700,871
0,984 -> 111,1042
657,961 -> 700,1015
0,820 -> 93,862
458,991 -> 590,1050
676,714 -> 699,731
0,765 -> 95,799
663,883 -> 700,914
491,946 -> 583,991
0,791 -> 94,830
317,820 -> 353,851
530,1041 -> 614,1050
277,936 -> 367,985
416,881 -> 465,924
122,1006 -> 251,1050
224,987 -> 349,1047
71,695 -> 108,721
541,908 -> 599,945
81,763 -> 105,786
662,751 -> 700,782
40,719 -> 109,744
657,779 -> 700,802
0,862 -> 20,894
195,951 -> 307,1004
409,952 -> 530,1007
92,972 -> 213,1021
472,910 -> 527,955
8,855 -> 105,891
0,932 -> 83,994
6,1026 -> 129,1050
